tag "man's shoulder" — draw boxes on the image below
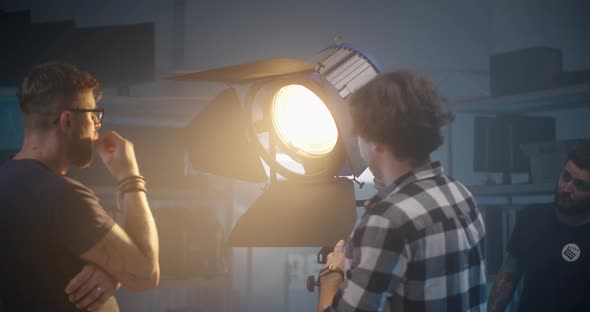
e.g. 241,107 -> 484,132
53,176 -> 98,204
516,202 -> 554,222
394,173 -> 474,204
379,176 -> 477,225
0,159 -> 58,189
36,169 -> 93,196
507,202 -> 555,262
364,200 -> 410,229
60,174 -> 93,191
4,159 -> 94,197
365,191 -> 438,234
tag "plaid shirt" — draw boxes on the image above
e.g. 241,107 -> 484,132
325,161 -> 486,312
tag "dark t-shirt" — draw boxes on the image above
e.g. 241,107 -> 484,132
0,159 -> 117,311
507,203 -> 590,312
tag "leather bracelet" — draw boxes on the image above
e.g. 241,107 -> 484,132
318,264 -> 345,280
117,174 -> 145,186
120,186 -> 147,194
119,180 -> 147,194
115,179 -> 147,211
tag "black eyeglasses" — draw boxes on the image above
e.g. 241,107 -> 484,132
53,108 -> 104,124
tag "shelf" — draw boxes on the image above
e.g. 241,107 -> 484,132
355,183 -> 554,204
448,83 -> 590,114
466,182 -> 554,196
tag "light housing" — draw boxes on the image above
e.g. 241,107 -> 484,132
170,44 -> 382,247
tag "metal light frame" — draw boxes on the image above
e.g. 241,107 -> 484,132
169,44 -> 382,247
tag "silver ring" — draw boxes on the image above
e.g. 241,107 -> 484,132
96,287 -> 102,293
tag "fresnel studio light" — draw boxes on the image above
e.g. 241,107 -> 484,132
169,44 -> 382,247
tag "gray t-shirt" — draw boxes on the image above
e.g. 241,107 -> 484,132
0,159 -> 117,311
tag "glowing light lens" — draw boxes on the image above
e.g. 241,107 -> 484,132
271,84 -> 338,157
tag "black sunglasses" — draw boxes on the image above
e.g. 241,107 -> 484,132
53,108 -> 104,124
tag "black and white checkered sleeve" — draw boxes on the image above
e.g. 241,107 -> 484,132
325,202 -> 410,311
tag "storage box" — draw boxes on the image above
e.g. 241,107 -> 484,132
520,139 -> 590,184
490,47 -> 562,96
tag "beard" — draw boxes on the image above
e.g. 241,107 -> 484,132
67,136 -> 94,168
555,190 -> 590,217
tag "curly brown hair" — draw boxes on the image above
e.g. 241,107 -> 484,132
17,62 -> 102,129
348,70 -> 454,160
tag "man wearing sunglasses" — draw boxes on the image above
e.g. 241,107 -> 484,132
0,62 -> 159,311
488,143 -> 590,312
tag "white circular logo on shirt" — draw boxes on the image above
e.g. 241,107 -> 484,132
562,243 -> 581,262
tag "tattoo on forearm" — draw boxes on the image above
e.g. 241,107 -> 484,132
488,273 -> 519,312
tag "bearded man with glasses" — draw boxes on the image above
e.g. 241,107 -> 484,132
0,62 -> 159,311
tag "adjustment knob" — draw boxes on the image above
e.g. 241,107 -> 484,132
306,275 -> 319,292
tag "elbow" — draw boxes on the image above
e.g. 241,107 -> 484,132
141,258 -> 160,290
151,265 -> 160,288
142,263 -> 161,290
126,263 -> 160,291
141,269 -> 160,290
126,271 -> 159,291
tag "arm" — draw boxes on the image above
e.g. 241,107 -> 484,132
81,131 -> 159,291
317,240 -> 346,312
81,192 -> 159,291
318,273 -> 344,312
65,264 -> 121,311
487,253 -> 523,312
321,213 -> 408,311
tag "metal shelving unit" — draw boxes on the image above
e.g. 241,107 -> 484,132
447,82 -> 590,195
447,83 -> 590,279
448,83 -> 590,114
465,182 -> 554,197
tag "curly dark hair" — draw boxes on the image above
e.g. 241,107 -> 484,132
348,70 -> 454,160
17,62 -> 102,129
